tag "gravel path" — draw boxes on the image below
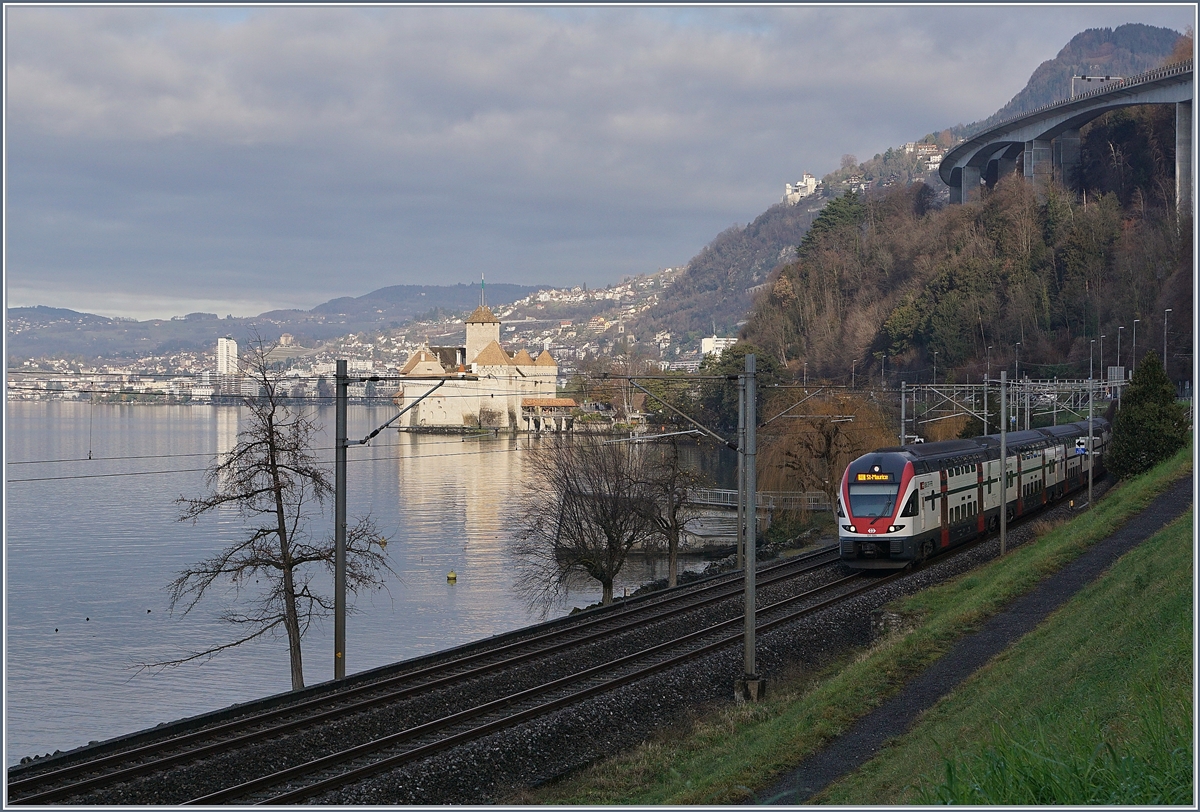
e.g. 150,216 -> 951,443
756,475 -> 1194,805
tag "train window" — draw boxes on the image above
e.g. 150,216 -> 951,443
848,482 -> 900,518
901,492 -> 919,517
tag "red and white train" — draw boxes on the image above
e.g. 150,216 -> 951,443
838,418 -> 1110,568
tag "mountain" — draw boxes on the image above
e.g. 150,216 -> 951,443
964,24 -> 1181,135
7,283 -> 542,362
625,201 -> 828,345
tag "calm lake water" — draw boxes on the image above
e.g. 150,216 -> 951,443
5,401 -> 729,766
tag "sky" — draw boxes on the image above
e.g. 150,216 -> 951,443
4,4 -> 1195,321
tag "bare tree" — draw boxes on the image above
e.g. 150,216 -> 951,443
155,338 -> 391,690
641,437 -> 705,588
512,436 -> 656,610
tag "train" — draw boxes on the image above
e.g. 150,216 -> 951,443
837,418 -> 1110,569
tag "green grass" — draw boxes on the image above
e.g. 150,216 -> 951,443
507,445 -> 1192,805
818,510 -> 1193,805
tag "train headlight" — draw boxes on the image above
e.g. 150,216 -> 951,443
888,524 -> 905,533
842,524 -> 854,532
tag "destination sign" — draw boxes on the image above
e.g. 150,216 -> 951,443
855,472 -> 893,482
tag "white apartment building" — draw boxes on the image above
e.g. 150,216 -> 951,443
216,337 -> 238,376
701,336 -> 738,357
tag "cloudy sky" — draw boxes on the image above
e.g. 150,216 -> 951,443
5,5 -> 1193,320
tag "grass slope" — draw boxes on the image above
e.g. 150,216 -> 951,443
819,509 -> 1193,804
512,445 -> 1192,805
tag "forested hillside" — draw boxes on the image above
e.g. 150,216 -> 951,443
742,94 -> 1193,385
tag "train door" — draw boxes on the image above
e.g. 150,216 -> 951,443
976,462 -> 986,532
939,468 -> 949,547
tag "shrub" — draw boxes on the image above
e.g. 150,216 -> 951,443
1106,351 -> 1189,478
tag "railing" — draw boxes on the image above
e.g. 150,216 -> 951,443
692,488 -> 831,512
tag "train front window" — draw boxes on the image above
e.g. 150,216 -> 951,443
848,483 -> 900,517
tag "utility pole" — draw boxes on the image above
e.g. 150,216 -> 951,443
737,354 -> 763,702
1164,309 -> 1172,370
851,359 -> 856,390
1000,371 -> 1007,555
334,360 -> 348,680
332,367 -> 462,680
1132,319 -> 1139,372
736,375 -> 746,570
900,380 -> 906,445
1088,376 -> 1094,508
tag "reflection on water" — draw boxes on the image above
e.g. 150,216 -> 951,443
4,402 -> 719,765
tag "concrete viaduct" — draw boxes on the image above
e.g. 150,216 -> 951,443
939,60 -> 1193,212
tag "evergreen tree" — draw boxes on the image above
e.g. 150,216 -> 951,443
1106,351 -> 1189,478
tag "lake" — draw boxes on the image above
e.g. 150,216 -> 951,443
4,400 -> 730,766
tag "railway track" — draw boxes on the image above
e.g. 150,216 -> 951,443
8,546 -> 848,805
202,567 -> 904,805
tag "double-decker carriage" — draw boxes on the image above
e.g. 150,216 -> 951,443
838,418 -> 1109,569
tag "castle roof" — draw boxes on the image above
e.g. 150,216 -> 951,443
400,348 -> 446,375
512,349 -> 535,365
472,340 -> 513,366
534,349 -> 557,367
465,305 -> 500,324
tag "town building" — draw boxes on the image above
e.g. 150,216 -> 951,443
393,305 -> 572,431
701,335 -> 738,357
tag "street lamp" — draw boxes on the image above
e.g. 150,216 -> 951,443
1164,309 -> 1172,367
1132,319 -> 1140,372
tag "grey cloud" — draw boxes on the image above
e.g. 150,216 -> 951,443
6,5 -> 1191,319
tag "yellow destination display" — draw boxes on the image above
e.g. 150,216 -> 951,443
855,472 -> 892,482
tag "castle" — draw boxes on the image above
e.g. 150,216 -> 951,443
394,305 -> 574,432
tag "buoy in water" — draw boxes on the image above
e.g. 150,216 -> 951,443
447,570 -> 457,583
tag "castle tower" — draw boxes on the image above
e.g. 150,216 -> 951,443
465,305 -> 501,365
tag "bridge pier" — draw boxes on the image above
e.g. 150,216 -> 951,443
1054,128 -> 1081,189
1178,100 -> 1192,217
958,165 -> 981,203
1024,138 -> 1053,200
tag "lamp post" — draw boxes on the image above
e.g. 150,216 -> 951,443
1164,309 -> 1172,368
1132,319 -> 1140,372
985,346 -> 992,433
